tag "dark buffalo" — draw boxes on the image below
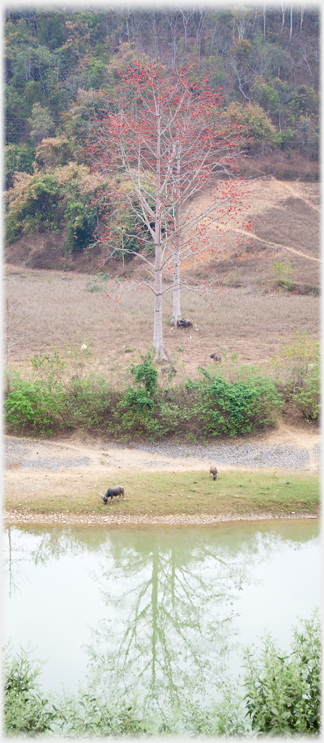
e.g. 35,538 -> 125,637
177,319 -> 193,328
209,466 -> 218,480
100,485 -> 125,504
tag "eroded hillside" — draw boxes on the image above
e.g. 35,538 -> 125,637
5,176 -> 320,293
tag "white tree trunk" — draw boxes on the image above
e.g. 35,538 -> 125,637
172,148 -> 181,323
172,251 -> 181,322
153,242 -> 166,358
152,116 -> 167,359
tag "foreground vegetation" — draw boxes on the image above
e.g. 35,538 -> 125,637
4,610 -> 321,737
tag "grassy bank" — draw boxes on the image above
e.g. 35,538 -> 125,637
5,470 -> 320,519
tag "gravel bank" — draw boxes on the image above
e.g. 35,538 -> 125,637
107,439 -> 315,471
5,438 -> 90,471
5,435 -> 319,472
3,511 -> 318,526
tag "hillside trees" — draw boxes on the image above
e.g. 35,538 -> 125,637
5,7 -> 320,156
5,162 -> 106,252
3,6 -> 320,260
88,62 -> 251,358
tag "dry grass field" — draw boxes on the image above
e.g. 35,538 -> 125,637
4,267 -> 320,386
4,176 -> 320,386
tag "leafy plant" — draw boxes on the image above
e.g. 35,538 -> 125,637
243,609 -> 321,735
271,333 -> 320,420
84,276 -> 103,293
84,273 -> 109,292
130,352 -> 158,396
273,260 -> 295,290
222,101 -> 276,154
5,143 -> 35,189
184,367 -> 283,437
4,645 -> 57,735
5,171 -> 63,241
4,373 -> 65,435
65,201 -> 98,253
292,364 -> 320,421
5,161 -> 106,245
3,611 -> 320,737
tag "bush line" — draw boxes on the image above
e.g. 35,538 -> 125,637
4,349 -> 319,440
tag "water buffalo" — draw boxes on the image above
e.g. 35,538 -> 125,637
177,319 -> 193,328
209,466 -> 218,480
100,485 -> 125,504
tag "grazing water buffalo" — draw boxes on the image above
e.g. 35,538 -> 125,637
100,485 -> 125,504
209,466 -> 218,480
177,319 -> 193,328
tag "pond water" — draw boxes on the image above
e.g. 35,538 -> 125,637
4,519 -> 320,707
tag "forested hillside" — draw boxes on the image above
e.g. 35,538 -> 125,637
5,5 -> 320,265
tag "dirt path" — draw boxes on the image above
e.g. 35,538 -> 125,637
180,177 -> 320,271
217,224 -> 321,262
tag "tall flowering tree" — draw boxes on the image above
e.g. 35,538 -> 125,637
87,62 -> 251,359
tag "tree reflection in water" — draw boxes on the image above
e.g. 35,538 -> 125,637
84,529 -> 249,714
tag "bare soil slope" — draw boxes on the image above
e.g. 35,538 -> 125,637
5,177 -> 320,291
182,178 -> 320,288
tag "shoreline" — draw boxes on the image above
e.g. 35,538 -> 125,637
4,510 -> 320,526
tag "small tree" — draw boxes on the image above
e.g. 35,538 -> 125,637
88,63 -> 251,358
27,103 -> 55,144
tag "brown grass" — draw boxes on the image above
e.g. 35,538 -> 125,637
4,176 -> 320,386
4,266 -> 320,385
237,152 -> 319,182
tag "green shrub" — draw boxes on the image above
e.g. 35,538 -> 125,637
4,353 -> 286,440
130,352 -> 158,396
243,609 -> 321,735
4,373 -> 65,435
273,260 -> 295,290
65,373 -> 112,429
5,162 -> 106,246
110,365 -> 283,442
4,646 -> 57,735
55,693 -> 150,737
5,171 -> 63,242
222,101 -> 276,154
184,368 -> 283,437
271,333 -> 320,421
4,611 -> 320,737
291,364 -> 320,421
112,353 -> 166,439
64,200 -> 98,253
5,143 -> 35,189
4,368 -> 114,436
84,273 -> 109,292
